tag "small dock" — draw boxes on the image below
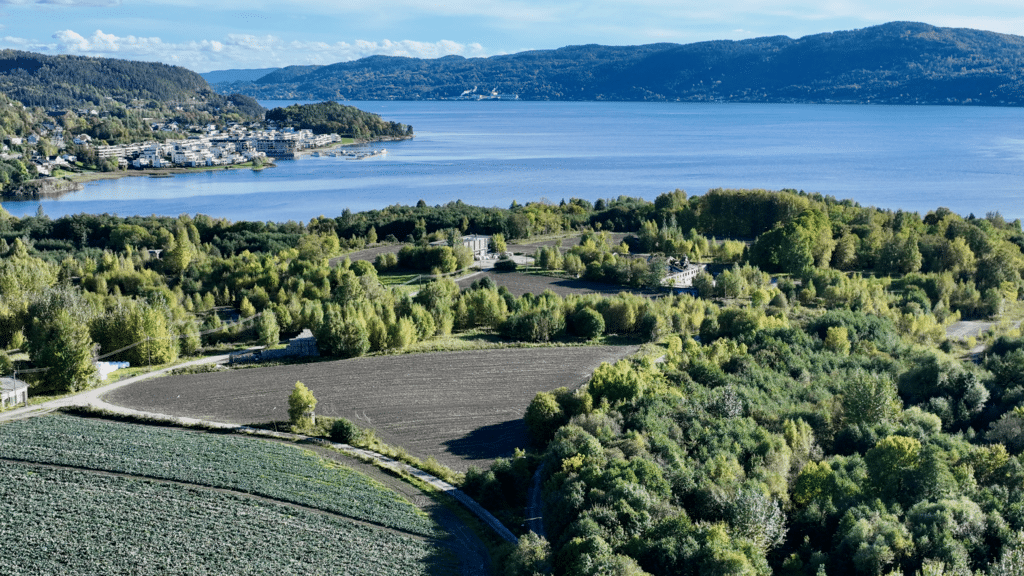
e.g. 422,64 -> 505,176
312,148 -> 387,160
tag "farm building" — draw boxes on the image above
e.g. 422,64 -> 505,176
1,377 -> 28,408
229,328 -> 320,365
662,256 -> 706,288
430,235 -> 491,260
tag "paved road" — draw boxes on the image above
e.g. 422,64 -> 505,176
0,353 -> 231,422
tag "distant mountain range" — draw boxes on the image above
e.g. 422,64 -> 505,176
203,22 -> 1024,105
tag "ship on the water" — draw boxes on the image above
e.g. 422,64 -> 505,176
455,86 -> 519,101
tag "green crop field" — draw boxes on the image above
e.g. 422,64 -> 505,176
0,415 -> 439,537
0,461 -> 445,576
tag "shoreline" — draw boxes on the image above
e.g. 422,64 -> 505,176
57,134 -> 412,185
66,161 -> 276,186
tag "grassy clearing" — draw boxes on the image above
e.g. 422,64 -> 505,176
395,329 -> 636,355
0,461 -> 448,576
0,414 -> 440,537
379,272 -> 422,286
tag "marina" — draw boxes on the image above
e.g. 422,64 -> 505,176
311,148 -> 387,160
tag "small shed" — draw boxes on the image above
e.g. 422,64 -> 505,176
1,377 -> 28,408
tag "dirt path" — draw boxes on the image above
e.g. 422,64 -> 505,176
2,354 -> 511,574
267,439 -> 493,576
67,391 -> 519,547
0,353 -> 231,423
945,319 -> 1021,340
525,463 -> 546,539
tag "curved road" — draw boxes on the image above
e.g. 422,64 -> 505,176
0,353 -> 231,422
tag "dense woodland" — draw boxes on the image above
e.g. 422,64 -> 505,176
266,101 -> 413,139
0,50 -> 265,188
0,49 -> 264,115
210,22 -> 1024,105
1,188 -> 1023,576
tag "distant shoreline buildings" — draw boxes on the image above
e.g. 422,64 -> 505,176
7,121 -> 346,177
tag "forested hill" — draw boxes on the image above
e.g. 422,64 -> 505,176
208,22 -> 1024,105
266,101 -> 413,139
0,50 -> 263,118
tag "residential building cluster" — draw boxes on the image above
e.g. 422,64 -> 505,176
92,125 -> 342,169
3,119 -> 344,176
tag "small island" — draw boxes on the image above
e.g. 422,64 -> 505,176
266,101 -> 413,141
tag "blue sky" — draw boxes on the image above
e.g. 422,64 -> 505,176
1,0 -> 1022,72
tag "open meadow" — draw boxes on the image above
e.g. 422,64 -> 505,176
102,346 -> 637,471
0,414 -> 458,576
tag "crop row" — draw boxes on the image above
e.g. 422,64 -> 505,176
0,414 -> 439,537
0,461 -> 447,576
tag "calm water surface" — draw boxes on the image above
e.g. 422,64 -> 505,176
4,101 -> 1023,221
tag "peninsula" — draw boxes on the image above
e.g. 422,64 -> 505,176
0,49 -> 413,198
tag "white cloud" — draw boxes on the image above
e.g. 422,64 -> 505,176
282,38 -> 487,61
34,29 -> 489,70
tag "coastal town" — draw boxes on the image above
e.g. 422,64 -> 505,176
2,119 -> 349,177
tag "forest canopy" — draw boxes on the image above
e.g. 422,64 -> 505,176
0,49 -> 263,116
265,101 -> 412,139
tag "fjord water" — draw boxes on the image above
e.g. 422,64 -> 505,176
5,101 -> 1024,222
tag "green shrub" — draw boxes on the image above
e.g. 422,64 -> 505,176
288,381 -> 317,431
330,418 -> 360,444
573,307 -> 605,340
494,257 -> 518,271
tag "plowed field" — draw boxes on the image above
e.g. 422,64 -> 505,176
330,244 -> 403,266
457,271 -> 635,298
103,346 -> 636,471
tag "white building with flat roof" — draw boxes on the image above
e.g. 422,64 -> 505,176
430,234 -> 491,260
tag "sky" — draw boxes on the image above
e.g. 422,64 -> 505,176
1,0 -> 1023,73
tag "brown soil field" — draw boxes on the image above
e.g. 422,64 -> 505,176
102,346 -> 636,472
458,270 -> 646,298
330,244 -> 403,266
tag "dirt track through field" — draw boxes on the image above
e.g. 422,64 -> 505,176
103,346 -> 636,471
